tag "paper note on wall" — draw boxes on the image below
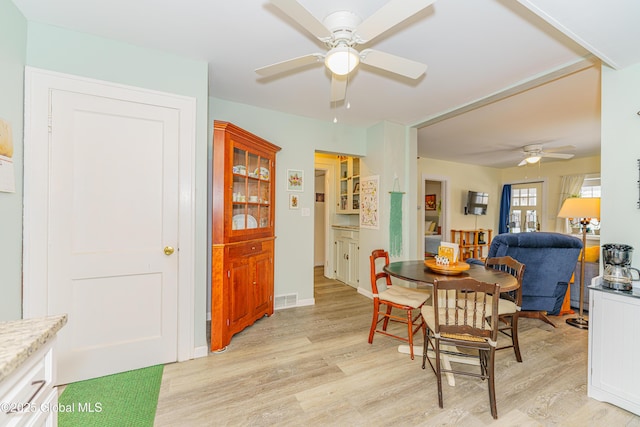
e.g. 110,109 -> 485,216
0,118 -> 15,193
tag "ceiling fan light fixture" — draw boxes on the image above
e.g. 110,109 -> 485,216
325,46 -> 359,75
525,155 -> 541,164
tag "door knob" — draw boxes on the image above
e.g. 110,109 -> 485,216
164,246 -> 175,255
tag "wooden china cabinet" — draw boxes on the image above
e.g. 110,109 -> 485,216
211,121 -> 281,351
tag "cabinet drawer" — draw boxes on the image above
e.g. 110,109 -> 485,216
228,241 -> 264,258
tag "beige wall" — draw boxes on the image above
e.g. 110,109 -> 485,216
416,155 -> 601,240
417,157 -> 502,238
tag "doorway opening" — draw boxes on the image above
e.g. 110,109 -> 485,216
509,181 -> 544,232
421,176 -> 448,258
314,169 -> 327,269
313,155 -> 336,281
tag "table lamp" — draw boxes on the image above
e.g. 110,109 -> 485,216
558,197 -> 601,329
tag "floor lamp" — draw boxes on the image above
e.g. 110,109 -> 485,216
558,197 -> 601,330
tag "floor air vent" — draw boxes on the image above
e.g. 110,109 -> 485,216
274,293 -> 298,310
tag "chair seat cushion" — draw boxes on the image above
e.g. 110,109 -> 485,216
379,287 -> 430,308
463,292 -> 519,315
497,298 -> 519,315
421,305 -> 493,332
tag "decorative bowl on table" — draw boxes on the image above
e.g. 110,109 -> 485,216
424,258 -> 470,275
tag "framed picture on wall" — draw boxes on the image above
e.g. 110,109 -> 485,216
289,193 -> 299,209
287,169 -> 304,192
360,175 -> 380,229
425,194 -> 436,211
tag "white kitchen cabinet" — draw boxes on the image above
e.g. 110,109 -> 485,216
0,315 -> 66,427
588,279 -> 640,416
333,227 -> 359,288
0,344 -> 57,427
337,156 -> 360,214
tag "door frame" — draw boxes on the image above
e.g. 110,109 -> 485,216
505,178 -> 549,232
22,67 -> 196,362
420,174 -> 449,258
313,158 -> 336,279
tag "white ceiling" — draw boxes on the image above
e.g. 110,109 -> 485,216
12,0 -> 640,168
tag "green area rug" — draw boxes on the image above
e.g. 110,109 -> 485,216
58,364 -> 164,427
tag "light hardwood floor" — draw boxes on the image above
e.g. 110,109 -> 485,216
155,268 -> 640,426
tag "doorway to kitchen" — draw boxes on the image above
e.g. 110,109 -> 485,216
314,152 -> 359,291
313,157 -> 335,280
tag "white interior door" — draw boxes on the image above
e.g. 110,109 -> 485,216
50,91 -> 179,384
23,68 -> 196,385
509,182 -> 543,232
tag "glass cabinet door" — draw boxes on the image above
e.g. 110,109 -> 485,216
337,156 -> 360,214
351,158 -> 360,210
339,157 -> 349,211
231,146 -> 272,231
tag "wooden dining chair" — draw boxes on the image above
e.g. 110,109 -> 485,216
484,256 -> 525,362
422,277 -> 501,419
368,249 -> 430,359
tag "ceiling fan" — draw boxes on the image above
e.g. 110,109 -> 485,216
255,0 -> 436,102
517,144 -> 575,166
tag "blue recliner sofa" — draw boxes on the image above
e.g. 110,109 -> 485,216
481,232 -> 583,326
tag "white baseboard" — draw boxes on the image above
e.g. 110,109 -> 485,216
193,345 -> 209,359
275,297 -> 315,310
296,297 -> 315,307
358,287 -> 373,299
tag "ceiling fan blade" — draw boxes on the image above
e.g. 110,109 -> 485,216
544,144 -> 576,153
270,0 -> 332,41
360,49 -> 427,79
255,53 -> 323,77
355,0 -> 436,43
542,152 -> 575,159
330,74 -> 347,102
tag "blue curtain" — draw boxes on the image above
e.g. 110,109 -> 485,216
499,185 -> 511,234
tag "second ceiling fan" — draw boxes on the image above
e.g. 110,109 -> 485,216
256,0 -> 436,102
517,144 -> 575,166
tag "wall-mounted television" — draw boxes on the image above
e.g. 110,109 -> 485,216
465,190 -> 489,215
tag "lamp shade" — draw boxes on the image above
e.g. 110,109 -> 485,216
325,46 -> 359,75
558,197 -> 600,219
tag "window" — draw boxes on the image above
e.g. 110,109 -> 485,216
569,176 -> 601,234
580,177 -> 601,198
509,183 -> 542,233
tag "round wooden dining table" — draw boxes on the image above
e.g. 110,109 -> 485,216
383,260 -> 518,291
383,259 -> 519,385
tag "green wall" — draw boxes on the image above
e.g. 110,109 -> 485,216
25,22 -> 210,348
210,97 -> 367,303
0,0 -> 26,321
601,63 -> 640,265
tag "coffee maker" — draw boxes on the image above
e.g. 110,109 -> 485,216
602,243 -> 640,291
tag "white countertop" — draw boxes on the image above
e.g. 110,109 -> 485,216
0,315 -> 67,383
